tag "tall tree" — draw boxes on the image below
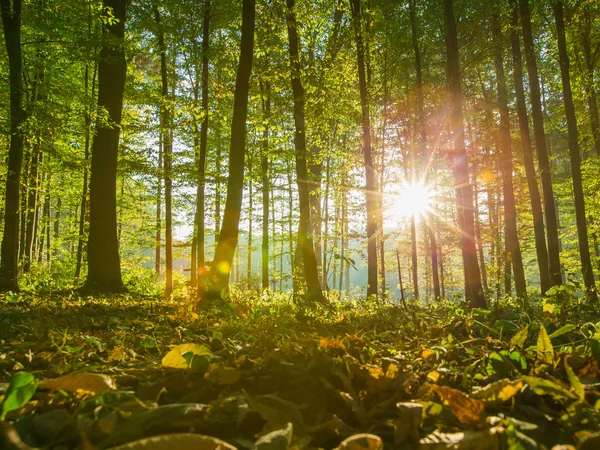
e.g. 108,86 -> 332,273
286,0 -> 326,304
205,0 -> 255,299
84,0 -> 127,293
492,13 -> 527,298
0,0 -> 25,291
350,0 -> 378,299
260,78 -> 270,291
553,1 -> 597,301
443,0 -> 486,308
519,0 -> 562,287
509,0 -> 549,293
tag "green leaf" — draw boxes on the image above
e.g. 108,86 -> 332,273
549,324 -> 577,340
510,325 -> 529,348
522,376 -> 577,400
536,323 -> 554,365
0,372 -> 39,420
140,337 -> 156,348
162,343 -> 212,369
565,356 -> 585,401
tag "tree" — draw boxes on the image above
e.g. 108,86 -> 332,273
0,0 -> 24,292
84,0 -> 127,293
519,0 -> 562,287
349,0 -> 378,299
443,0 -> 486,308
205,0 -> 255,299
553,0 -> 597,301
492,13 -> 527,298
286,0 -> 325,304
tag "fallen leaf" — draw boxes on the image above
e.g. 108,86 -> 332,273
336,433 -> 383,449
471,379 -> 523,403
161,343 -> 211,369
420,430 -> 499,449
432,385 -> 484,425
40,373 -> 115,394
110,433 -> 236,450
204,364 -> 241,385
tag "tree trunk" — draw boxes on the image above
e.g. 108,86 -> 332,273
247,157 -> 253,288
519,0 -> 562,287
76,63 -> 96,280
444,0 -> 486,308
206,0 -> 255,298
581,7 -> 600,156
0,0 -> 25,291
260,79 -> 270,290
553,1 -> 597,301
286,0 -> 325,304
509,0 -> 548,293
492,14 -> 527,298
350,0 -> 378,299
84,0 -> 126,293
194,0 -> 210,281
23,137 -> 40,273
154,6 -> 173,298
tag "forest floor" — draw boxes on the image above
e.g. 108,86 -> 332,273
1,290 -> 600,449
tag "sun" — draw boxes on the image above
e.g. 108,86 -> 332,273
390,180 -> 433,221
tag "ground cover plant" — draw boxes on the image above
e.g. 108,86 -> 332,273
2,289 -> 600,449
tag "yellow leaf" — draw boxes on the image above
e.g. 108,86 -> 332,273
536,323 -> 554,365
161,343 -> 211,369
110,433 -> 236,450
204,364 -> 241,385
108,347 -> 127,362
40,373 -> 116,393
432,385 -> 484,425
543,303 -> 556,314
427,371 -> 440,383
421,349 -> 435,361
319,337 -> 346,352
336,433 -> 383,449
471,379 -> 523,403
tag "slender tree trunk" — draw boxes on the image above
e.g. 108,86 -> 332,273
581,8 -> 600,156
23,137 -> 40,273
444,0 -> 486,307
553,1 -> 597,300
0,0 -> 25,291
492,14 -> 527,298
76,64 -> 96,279
194,0 -> 210,281
154,6 -> 173,297
396,244 -> 406,308
247,158 -> 253,288
519,0 -> 562,287
286,0 -> 325,304
84,0 -> 126,292
350,0 -> 378,299
260,79 -> 270,290
322,157 -> 331,285
206,0 -> 255,298
215,146 -> 221,243
509,0 -> 548,293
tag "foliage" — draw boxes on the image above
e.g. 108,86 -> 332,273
1,292 -> 600,448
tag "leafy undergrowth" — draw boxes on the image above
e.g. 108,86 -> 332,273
1,291 -> 600,449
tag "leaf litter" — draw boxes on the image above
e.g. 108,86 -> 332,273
1,293 -> 600,449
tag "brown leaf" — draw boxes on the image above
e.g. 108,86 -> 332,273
336,433 -> 383,449
40,373 -> 116,393
110,433 -> 236,450
432,385 -> 484,425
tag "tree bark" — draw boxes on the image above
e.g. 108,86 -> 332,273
286,0 -> 325,304
206,0 -> 255,298
519,0 -> 562,287
260,79 -> 270,290
443,0 -> 486,308
350,0 -> 378,299
553,1 -> 597,301
84,0 -> 126,293
509,0 -> 549,293
581,7 -> 600,156
492,14 -> 527,298
0,0 -> 25,291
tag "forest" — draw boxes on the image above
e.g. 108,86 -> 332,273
2,0 -> 600,448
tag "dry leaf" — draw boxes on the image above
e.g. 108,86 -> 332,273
336,433 -> 383,449
471,379 -> 523,403
204,364 -> 241,385
40,373 -> 116,393
432,385 -> 484,425
110,433 -> 236,450
161,343 -> 211,369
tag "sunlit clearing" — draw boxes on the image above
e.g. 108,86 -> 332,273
391,180 -> 432,221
